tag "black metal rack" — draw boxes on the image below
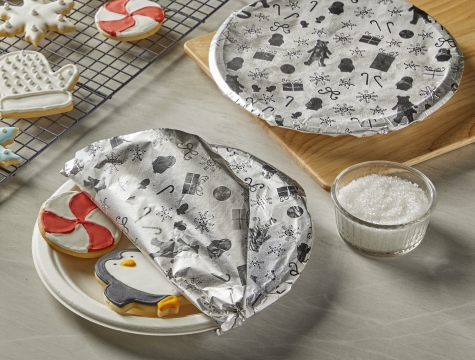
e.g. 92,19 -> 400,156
0,0 -> 227,184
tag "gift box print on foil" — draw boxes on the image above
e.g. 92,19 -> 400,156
209,0 -> 464,136
61,129 -> 313,334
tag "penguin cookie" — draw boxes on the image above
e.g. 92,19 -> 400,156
38,191 -> 121,258
95,249 -> 189,317
0,127 -> 22,168
95,0 -> 166,42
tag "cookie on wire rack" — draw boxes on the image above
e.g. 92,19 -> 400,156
95,0 -> 165,42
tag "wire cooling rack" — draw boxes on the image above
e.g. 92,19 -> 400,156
0,0 -> 228,184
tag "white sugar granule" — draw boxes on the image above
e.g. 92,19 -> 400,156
337,174 -> 430,225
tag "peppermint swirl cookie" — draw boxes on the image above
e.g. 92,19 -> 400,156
38,191 -> 121,258
95,0 -> 165,42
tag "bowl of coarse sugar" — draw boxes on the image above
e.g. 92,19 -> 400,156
331,161 -> 437,257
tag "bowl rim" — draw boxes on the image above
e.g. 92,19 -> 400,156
330,160 -> 437,229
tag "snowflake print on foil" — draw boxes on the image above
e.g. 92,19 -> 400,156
268,245 -> 286,257
420,86 -> 441,100
104,152 -> 122,173
284,48 -> 303,59
285,0 -> 300,11
350,47 -> 365,57
199,156 -> 221,172
228,159 -> 252,174
387,7 -> 403,16
248,68 -> 269,81
243,24 -> 262,36
151,130 -> 169,146
249,257 -> 264,269
378,0 -> 393,4
279,225 -> 301,242
157,206 -> 172,222
333,103 -> 355,116
339,78 -> 355,90
294,37 -> 309,46
250,194 -> 273,209
418,30 -> 433,40
333,33 -> 353,45
259,93 -> 275,104
194,211 -> 215,234
357,91 -> 378,104
408,43 -> 428,56
312,28 -> 327,37
255,13 -> 269,21
404,60 -> 420,70
386,39 -> 401,48
341,20 -> 357,30
320,117 -> 335,127
241,189 -> 250,203
370,105 -> 387,115
237,42 -> 252,52
309,72 -> 330,86
129,145 -> 146,161
354,7 -> 374,19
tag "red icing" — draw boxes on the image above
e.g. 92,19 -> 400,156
41,192 -> 114,252
98,0 -> 165,36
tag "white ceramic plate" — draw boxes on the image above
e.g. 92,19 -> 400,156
32,180 -> 218,336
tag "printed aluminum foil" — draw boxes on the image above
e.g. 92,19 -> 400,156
209,0 -> 464,136
61,129 -> 313,334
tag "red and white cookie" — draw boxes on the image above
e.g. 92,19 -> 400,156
95,0 -> 165,42
38,191 -> 121,258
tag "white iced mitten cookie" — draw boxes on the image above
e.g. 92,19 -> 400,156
0,50 -> 79,119
95,0 -> 165,42
0,0 -> 76,47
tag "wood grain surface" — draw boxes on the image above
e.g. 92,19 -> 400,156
184,0 -> 475,191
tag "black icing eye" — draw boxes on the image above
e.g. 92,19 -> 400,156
130,256 -> 134,258
113,263 -> 117,265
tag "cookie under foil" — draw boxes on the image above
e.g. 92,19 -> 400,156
61,129 -> 313,334
209,0 -> 464,136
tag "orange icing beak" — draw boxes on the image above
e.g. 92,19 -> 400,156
120,259 -> 136,267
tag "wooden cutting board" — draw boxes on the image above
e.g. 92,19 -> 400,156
184,0 -> 475,191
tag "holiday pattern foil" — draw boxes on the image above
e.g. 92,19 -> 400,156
61,129 -> 313,334
209,0 -> 464,136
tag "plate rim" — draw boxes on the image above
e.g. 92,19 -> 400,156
32,180 -> 219,336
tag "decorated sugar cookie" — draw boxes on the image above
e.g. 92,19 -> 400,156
0,0 -> 76,47
0,50 -> 79,119
95,249 -> 189,317
95,0 -> 165,42
0,127 -> 22,168
38,191 -> 121,258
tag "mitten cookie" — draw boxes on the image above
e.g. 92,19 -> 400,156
95,0 -> 165,42
0,50 -> 79,119
0,0 -> 76,47
95,249 -> 189,317
38,191 -> 121,258
0,127 -> 22,167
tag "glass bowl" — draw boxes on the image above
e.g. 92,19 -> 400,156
331,161 -> 437,257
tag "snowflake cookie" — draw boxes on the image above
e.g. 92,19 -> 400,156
0,50 -> 79,119
95,0 -> 165,42
0,0 -> 76,47
0,127 -> 22,168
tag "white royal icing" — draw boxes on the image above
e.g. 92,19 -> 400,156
0,0 -> 75,46
0,50 -> 78,116
43,191 -> 121,253
105,250 -> 181,296
95,0 -> 163,38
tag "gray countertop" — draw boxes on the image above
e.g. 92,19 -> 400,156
1,1 -> 474,359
